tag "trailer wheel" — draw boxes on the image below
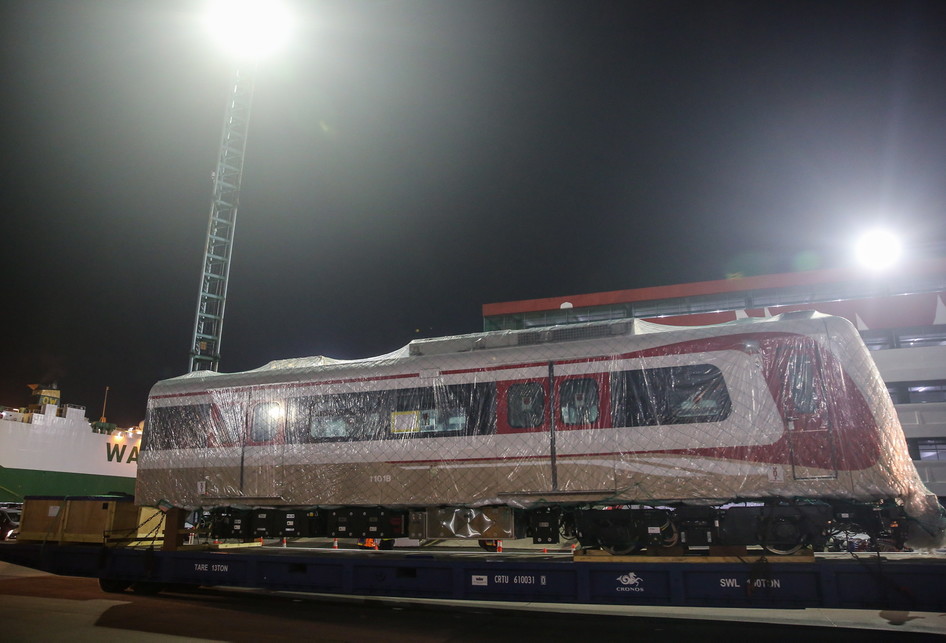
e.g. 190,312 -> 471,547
131,581 -> 164,595
602,542 -> 641,556
760,515 -> 807,556
762,542 -> 805,556
98,578 -> 131,594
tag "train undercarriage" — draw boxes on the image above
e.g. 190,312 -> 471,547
199,499 -> 909,556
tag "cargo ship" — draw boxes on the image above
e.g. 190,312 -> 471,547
0,385 -> 140,502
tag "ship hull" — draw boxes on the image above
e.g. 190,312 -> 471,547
0,466 -> 135,501
0,417 -> 139,502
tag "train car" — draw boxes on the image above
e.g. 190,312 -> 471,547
137,312 -> 946,553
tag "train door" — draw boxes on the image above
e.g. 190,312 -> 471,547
551,369 -> 615,493
495,364 -> 614,495
496,375 -> 555,493
241,400 -> 286,499
779,343 -> 838,480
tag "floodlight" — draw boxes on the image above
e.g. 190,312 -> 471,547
854,229 -> 902,271
191,0 -> 292,372
203,0 -> 292,59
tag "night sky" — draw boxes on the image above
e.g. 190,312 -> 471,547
1,0 -> 944,426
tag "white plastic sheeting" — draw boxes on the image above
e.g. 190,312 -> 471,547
137,313 -> 945,547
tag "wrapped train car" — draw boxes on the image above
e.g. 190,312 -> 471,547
138,312 -> 946,553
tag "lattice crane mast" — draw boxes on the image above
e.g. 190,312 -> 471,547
188,66 -> 256,372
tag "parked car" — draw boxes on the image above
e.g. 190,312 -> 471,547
0,504 -> 21,540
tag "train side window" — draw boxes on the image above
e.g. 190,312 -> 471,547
288,385 -> 494,442
665,365 -> 730,422
559,378 -> 599,425
507,382 -> 545,428
144,405 -> 214,450
287,392 -> 390,443
310,414 -> 354,439
469,383 -> 497,435
612,365 -> 731,426
393,387 -> 467,436
387,383 -> 495,438
305,395 -> 354,441
250,401 -> 283,443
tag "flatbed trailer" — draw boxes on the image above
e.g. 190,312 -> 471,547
2,541 -> 944,611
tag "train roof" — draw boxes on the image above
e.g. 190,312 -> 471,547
406,310 -> 839,357
153,311 -> 850,396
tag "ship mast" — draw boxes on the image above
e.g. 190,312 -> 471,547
99,385 -> 110,422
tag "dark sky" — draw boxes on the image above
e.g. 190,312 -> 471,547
1,0 -> 944,426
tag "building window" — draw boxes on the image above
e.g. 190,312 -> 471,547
887,380 -> 946,404
895,325 -> 946,348
908,438 -> 946,461
907,383 -> 946,403
860,330 -> 894,351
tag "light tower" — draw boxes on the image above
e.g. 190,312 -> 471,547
189,0 -> 291,372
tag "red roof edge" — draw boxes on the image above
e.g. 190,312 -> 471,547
482,257 -> 946,317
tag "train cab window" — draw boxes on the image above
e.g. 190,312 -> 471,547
784,351 -> 819,415
507,382 -> 545,428
559,378 -> 599,425
250,402 -> 283,443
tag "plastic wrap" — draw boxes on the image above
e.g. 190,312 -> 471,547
136,312 -> 945,546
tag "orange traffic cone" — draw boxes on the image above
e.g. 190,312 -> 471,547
497,540 -> 503,553
332,538 -> 338,549
281,537 -> 287,547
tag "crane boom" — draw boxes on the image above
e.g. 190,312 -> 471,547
189,65 -> 256,372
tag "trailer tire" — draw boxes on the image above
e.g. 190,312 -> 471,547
131,581 -> 164,595
98,578 -> 131,594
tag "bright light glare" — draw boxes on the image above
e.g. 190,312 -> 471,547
204,0 -> 292,59
854,229 -> 902,270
